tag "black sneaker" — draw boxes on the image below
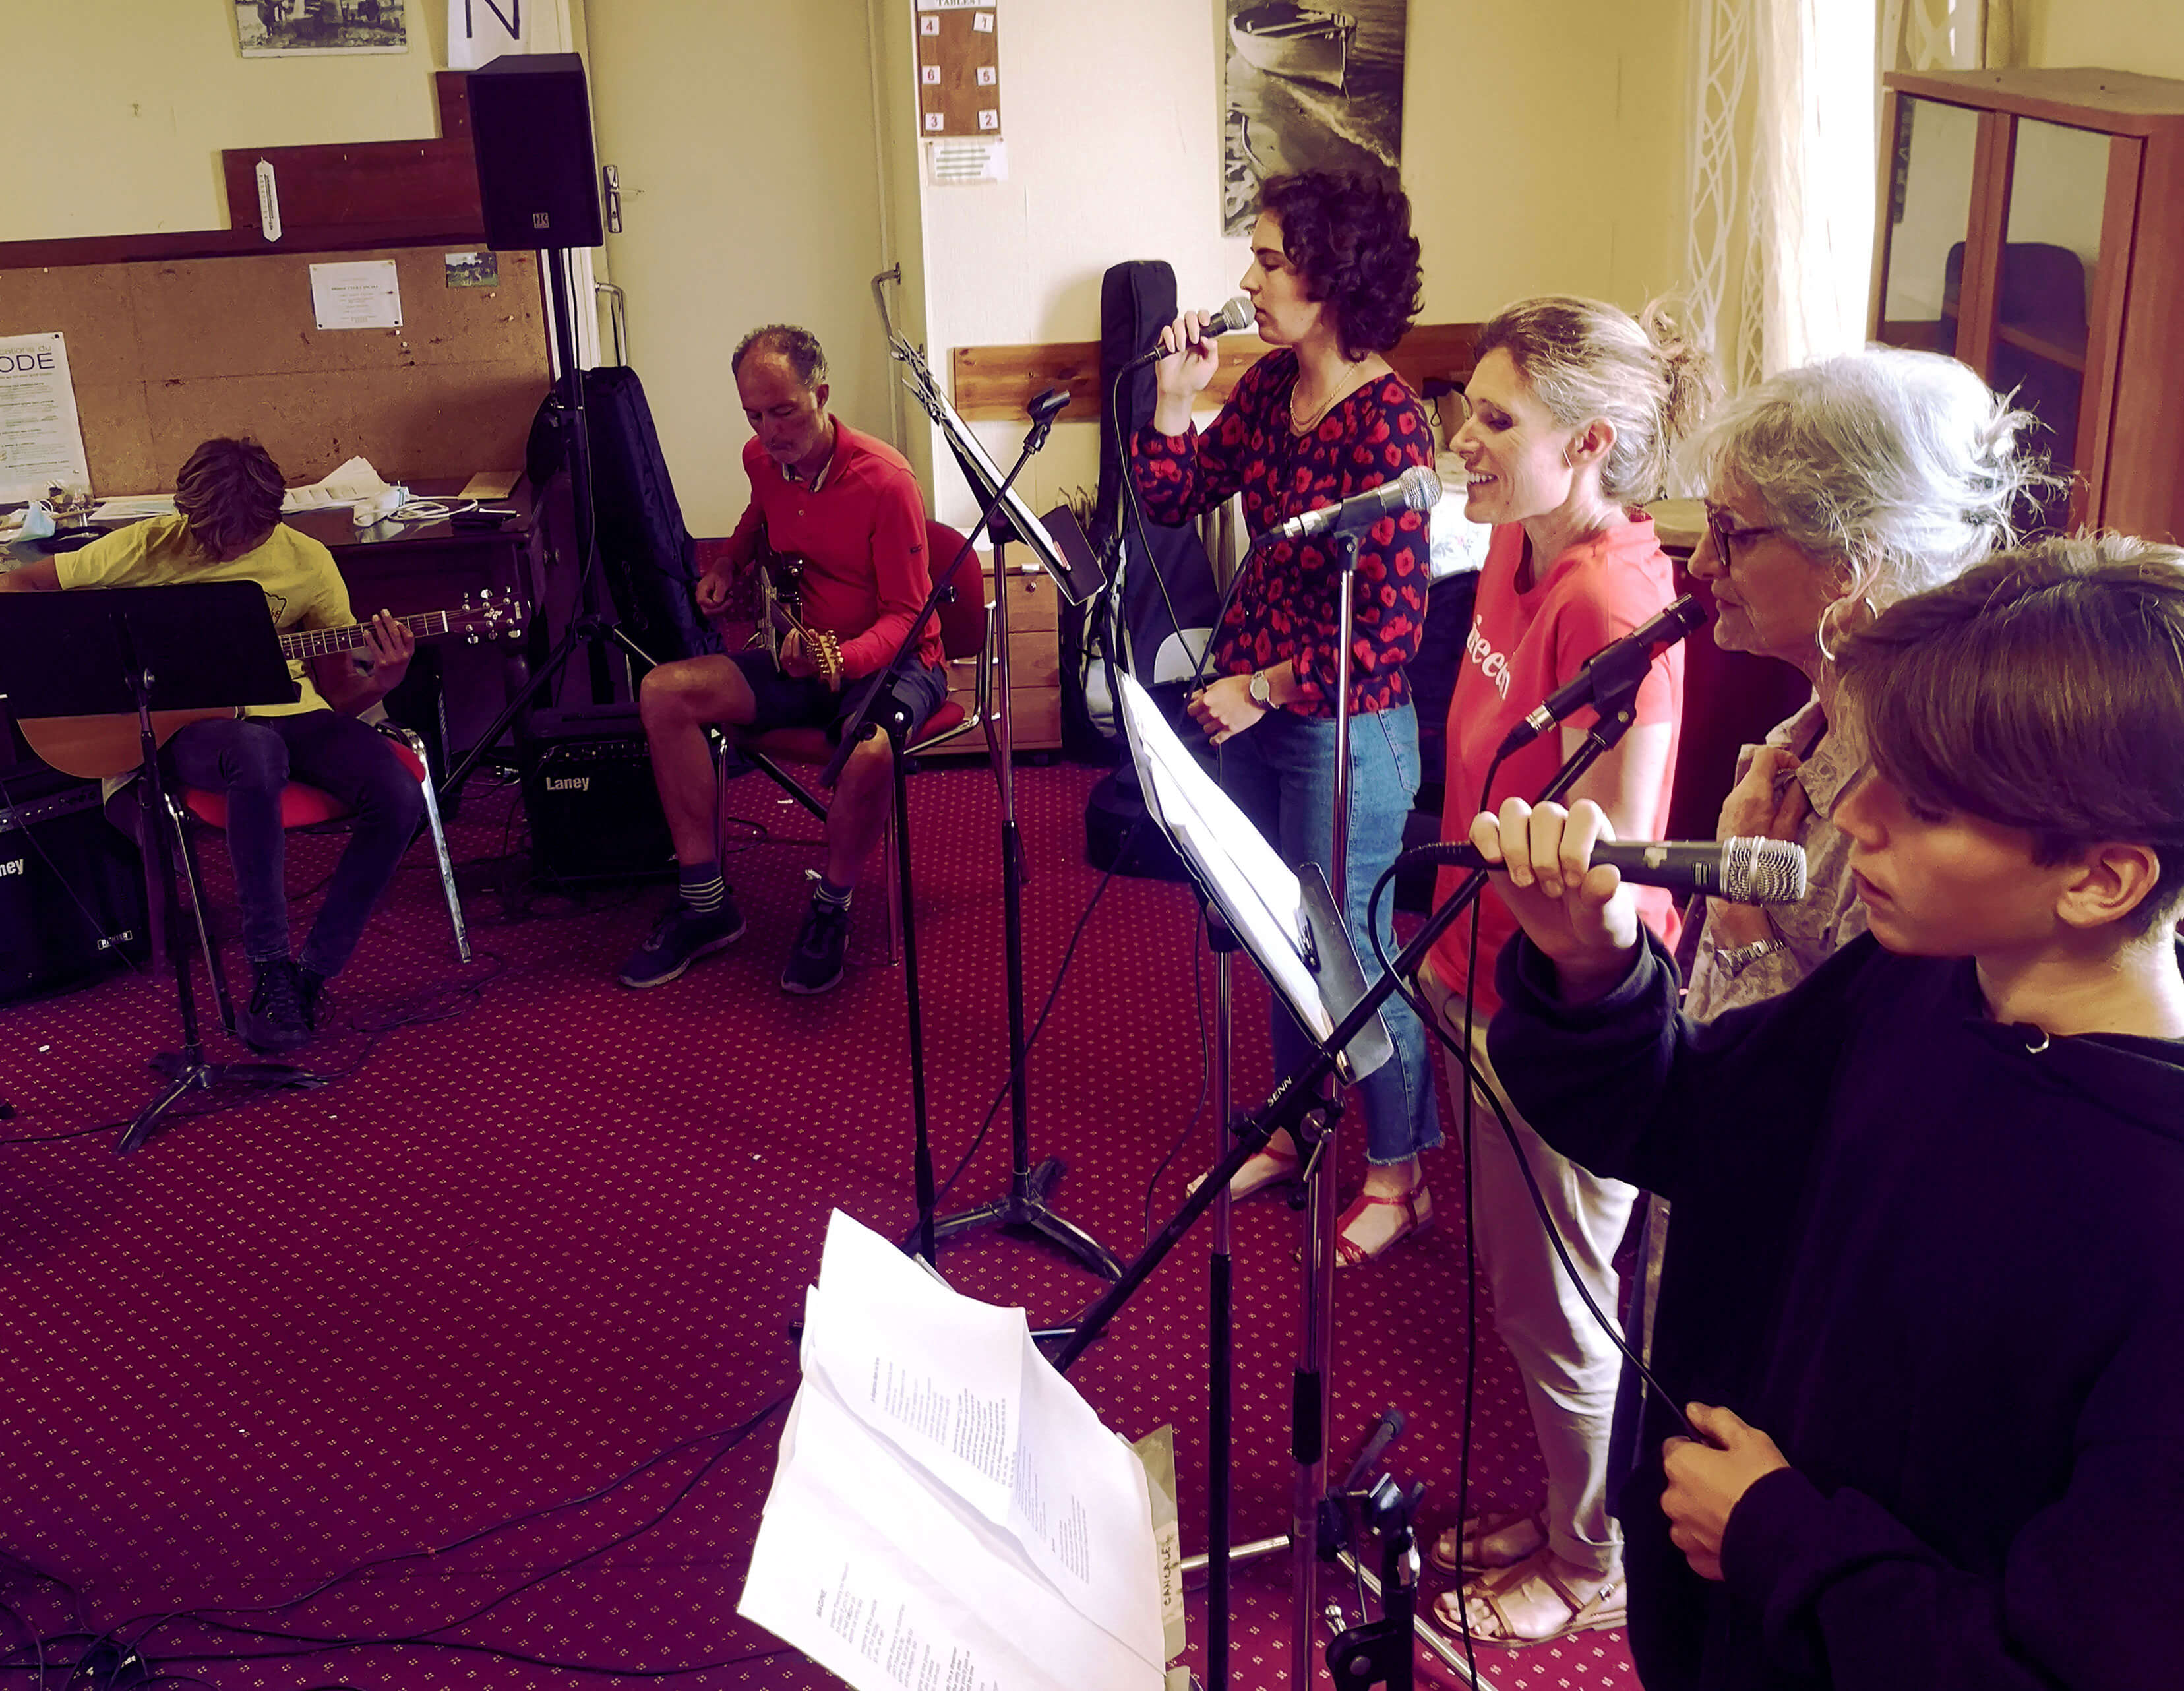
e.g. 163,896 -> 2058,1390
298,967 -> 329,1033
617,897 -> 747,988
239,958 -> 312,1053
781,899 -> 850,995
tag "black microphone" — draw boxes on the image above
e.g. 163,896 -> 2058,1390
1123,296 -> 1256,369
1422,835 -> 1809,905
1498,596 -> 1708,754
1274,464 -> 1442,543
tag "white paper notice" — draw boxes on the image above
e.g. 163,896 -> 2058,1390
741,1211 -> 1165,1691
0,334 -> 91,503
309,261 -> 402,330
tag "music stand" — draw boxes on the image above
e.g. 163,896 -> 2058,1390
0,583 -> 324,1153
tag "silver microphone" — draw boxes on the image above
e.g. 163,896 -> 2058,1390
1275,464 -> 1442,543
1426,835 -> 1810,905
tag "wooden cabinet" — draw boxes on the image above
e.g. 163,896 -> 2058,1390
1873,67 -> 2184,541
942,557 -> 1063,753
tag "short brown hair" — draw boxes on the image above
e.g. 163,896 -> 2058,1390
173,437 -> 285,562
731,324 -> 827,388
1836,532 -> 2184,935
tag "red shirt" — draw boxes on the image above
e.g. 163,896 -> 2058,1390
1430,516 -> 1685,1012
1129,349 -> 1434,718
724,419 -> 942,676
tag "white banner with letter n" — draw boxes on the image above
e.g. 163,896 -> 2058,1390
447,0 -> 576,69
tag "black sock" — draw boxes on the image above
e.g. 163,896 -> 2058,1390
679,861 -> 727,914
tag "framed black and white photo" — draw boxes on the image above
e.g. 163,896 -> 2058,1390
1222,1 -> 1406,235
237,1 -> 408,58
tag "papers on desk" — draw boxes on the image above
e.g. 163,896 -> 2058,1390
739,1210 -> 1167,1691
90,458 -> 394,527
1117,673 -> 1330,1041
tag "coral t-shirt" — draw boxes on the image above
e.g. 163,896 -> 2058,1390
1429,514 -> 1685,1012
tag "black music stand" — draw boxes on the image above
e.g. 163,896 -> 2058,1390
0,583 -> 324,1153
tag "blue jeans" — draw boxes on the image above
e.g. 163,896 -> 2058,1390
1213,703 -> 1437,1165
166,712 -> 423,976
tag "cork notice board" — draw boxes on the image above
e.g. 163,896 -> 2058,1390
917,0 -> 1002,138
0,245 -> 549,496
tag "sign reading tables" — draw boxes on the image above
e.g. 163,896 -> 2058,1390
915,0 -> 1001,139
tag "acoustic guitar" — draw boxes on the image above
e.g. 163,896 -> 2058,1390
15,590 -> 526,780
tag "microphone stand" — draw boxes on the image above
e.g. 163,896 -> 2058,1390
1061,688 -> 1649,1691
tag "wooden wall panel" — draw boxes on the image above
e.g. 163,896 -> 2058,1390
0,246 -> 547,494
950,322 -> 1482,422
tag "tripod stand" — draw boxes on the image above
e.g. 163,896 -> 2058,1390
444,245 -> 661,798
0,584 -> 328,1154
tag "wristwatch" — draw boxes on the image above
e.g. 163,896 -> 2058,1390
1247,669 -> 1273,707
1716,937 -> 1788,979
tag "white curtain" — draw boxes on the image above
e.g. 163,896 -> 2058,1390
1684,0 -> 1879,392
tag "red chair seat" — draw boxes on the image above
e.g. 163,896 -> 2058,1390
179,739 -> 429,830
746,701 -> 967,774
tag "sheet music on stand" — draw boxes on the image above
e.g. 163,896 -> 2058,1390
739,1211 -> 1170,1691
1118,673 -> 1391,1082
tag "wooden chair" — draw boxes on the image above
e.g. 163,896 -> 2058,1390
693,520 -> 992,964
164,721 -> 470,1033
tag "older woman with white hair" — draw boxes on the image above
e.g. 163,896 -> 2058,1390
1682,348 -> 2037,1017
1437,344 -> 2038,1649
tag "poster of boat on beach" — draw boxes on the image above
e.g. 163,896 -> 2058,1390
1222,1 -> 1406,235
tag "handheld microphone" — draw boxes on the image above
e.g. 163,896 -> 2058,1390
1123,296 -> 1256,369
1498,596 -> 1708,754
1422,835 -> 1809,905
1275,464 -> 1441,543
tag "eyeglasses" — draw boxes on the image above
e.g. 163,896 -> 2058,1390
1704,503 -> 1780,565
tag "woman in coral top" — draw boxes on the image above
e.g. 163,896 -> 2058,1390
1130,170 -> 1438,1254
1418,297 -> 1714,1647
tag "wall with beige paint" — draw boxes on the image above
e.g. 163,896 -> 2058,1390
2015,0 -> 2184,79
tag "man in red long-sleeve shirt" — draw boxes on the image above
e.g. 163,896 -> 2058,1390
619,325 -> 944,996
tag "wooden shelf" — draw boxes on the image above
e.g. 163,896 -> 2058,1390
1995,320 -> 2088,372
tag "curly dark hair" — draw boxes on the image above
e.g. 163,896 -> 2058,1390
1256,171 -> 1422,361
173,437 -> 286,563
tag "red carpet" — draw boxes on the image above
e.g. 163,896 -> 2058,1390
0,759 -> 1637,1691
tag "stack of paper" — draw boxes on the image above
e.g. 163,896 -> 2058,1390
278,455 -> 390,512
740,1212 -> 1167,1691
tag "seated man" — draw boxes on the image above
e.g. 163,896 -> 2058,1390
1,437 -> 418,1053
1467,534 -> 2184,1689
619,324 -> 946,996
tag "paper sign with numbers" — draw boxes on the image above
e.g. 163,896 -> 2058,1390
914,0 -> 1000,139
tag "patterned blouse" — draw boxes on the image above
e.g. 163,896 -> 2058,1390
1129,348 -> 1434,718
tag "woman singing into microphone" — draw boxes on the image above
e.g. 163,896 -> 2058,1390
1420,296 -> 1713,1647
1130,170 -> 1437,1243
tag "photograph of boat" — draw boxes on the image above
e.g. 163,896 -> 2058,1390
1221,0 -> 1406,235
1229,3 -> 1356,95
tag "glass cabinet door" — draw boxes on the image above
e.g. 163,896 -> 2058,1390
1878,95 -> 1981,353
1997,118 -> 2112,528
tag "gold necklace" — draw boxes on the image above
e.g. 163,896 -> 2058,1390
1289,362 -> 1366,435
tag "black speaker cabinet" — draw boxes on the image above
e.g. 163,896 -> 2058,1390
0,776 -> 151,1002
468,53 -> 604,251
520,705 -> 675,884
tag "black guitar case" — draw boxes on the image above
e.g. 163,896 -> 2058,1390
526,363 -> 720,667
1074,260 -> 1226,880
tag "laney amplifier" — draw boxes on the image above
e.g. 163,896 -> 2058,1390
0,773 -> 152,1001
519,704 -> 676,884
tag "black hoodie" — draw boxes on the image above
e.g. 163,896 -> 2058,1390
1491,930 -> 2184,1690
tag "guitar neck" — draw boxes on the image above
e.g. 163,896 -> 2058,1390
281,609 -> 454,660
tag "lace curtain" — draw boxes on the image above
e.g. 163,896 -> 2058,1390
1683,0 -> 1881,394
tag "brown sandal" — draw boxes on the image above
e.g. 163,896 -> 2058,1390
1333,1181 -> 1433,1267
1430,1549 -> 1627,1647
1427,1506 -> 1546,1574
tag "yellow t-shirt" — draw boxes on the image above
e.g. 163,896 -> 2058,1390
57,514 -> 353,716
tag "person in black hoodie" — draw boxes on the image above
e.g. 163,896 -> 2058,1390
1457,532 -> 2184,1690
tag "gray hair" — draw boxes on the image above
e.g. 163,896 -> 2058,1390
1474,295 -> 1718,504
732,324 -> 828,388
1695,348 -> 2039,618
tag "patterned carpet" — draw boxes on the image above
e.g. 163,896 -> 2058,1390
0,758 -> 1638,1691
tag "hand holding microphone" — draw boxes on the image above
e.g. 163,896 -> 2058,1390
1143,296 -> 1256,406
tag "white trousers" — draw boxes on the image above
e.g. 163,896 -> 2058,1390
1417,955 -> 1634,1578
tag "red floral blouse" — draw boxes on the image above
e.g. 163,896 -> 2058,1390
1129,348 -> 1435,717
